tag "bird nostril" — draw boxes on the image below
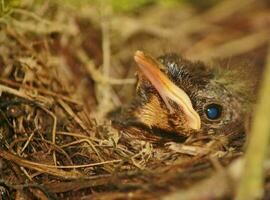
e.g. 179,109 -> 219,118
205,104 -> 222,120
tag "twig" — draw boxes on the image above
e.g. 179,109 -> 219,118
0,150 -> 82,179
57,99 -> 89,133
77,50 -> 136,85
235,44 -> 270,200
0,78 -> 82,105
39,106 -> 58,166
56,131 -> 101,142
19,131 -> 35,155
0,151 -> 122,178
0,84 -> 54,105
0,84 -> 33,100
0,179 -> 58,200
95,0 -> 115,118
101,1 -> 111,81
186,31 -> 270,61
60,139 -> 104,162
12,8 -> 55,25
9,137 -> 74,166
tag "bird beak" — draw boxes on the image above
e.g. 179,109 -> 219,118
134,51 -> 201,130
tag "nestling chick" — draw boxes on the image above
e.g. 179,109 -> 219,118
110,51 -> 253,143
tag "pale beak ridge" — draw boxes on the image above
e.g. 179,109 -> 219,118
134,51 -> 201,130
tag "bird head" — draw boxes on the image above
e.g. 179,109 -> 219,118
111,51 -> 252,140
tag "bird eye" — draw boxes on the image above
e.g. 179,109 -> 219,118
205,104 -> 222,120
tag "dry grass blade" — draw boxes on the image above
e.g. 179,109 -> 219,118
0,151 -> 83,179
186,31 -> 270,61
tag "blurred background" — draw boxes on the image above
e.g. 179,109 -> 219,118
1,0 -> 269,116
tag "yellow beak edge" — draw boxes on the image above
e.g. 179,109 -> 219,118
134,51 -> 201,130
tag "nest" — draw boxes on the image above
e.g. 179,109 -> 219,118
0,0 -> 269,199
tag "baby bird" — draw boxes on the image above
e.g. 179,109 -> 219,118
110,51 -> 253,143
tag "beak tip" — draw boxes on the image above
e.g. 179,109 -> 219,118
134,50 -> 144,62
135,50 -> 144,55
189,113 -> 201,131
193,119 -> 201,131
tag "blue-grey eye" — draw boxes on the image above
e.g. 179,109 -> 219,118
205,104 -> 222,120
